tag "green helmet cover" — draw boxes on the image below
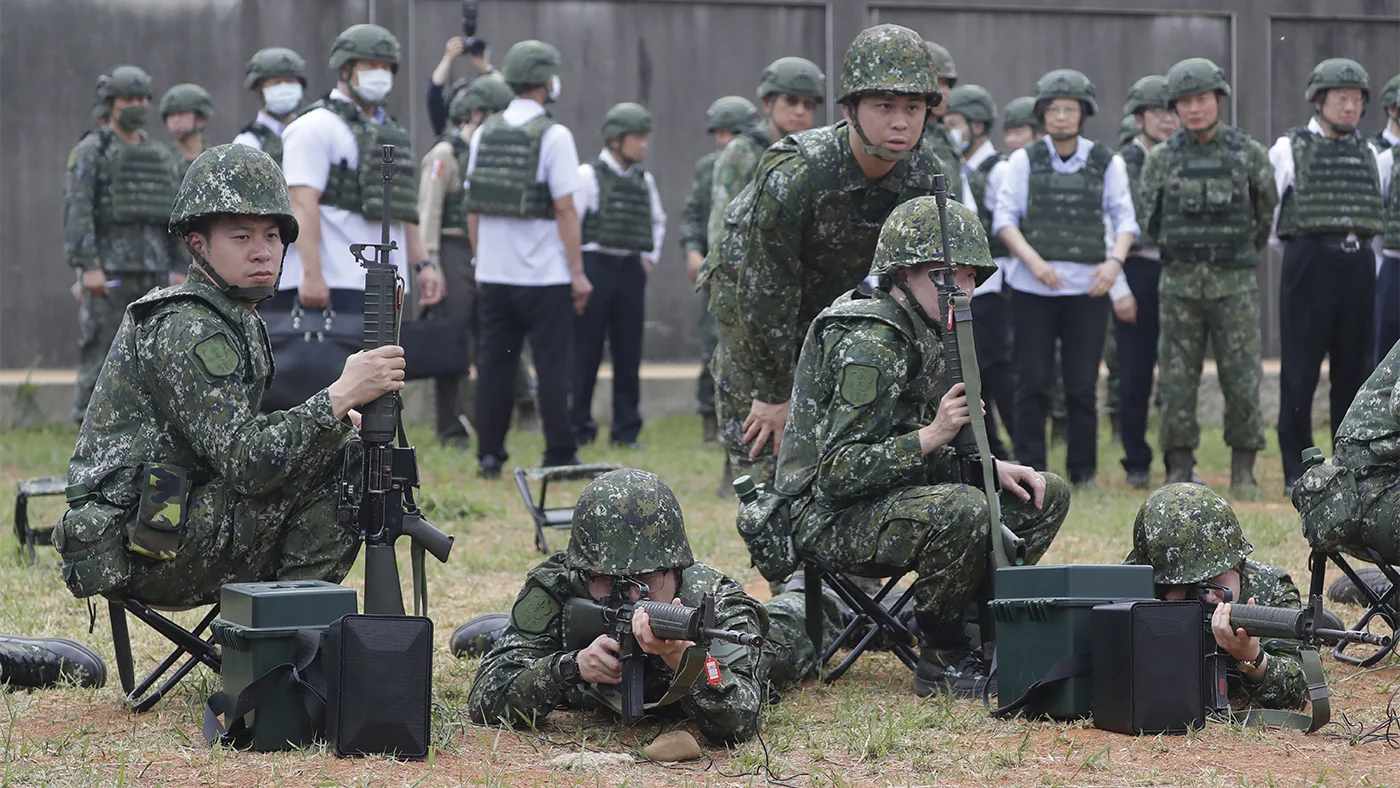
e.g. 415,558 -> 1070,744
1124,74 -> 1171,115
947,84 -> 997,126
1306,58 -> 1370,102
1165,59 -> 1230,108
758,56 -> 825,100
706,95 -> 760,132
329,24 -> 401,73
1117,115 -> 1139,147
96,65 -> 153,101
601,102 -> 653,141
1129,483 -> 1253,586
565,469 -> 694,576
244,47 -> 308,90
1034,68 -> 1098,116
451,73 -> 514,120
170,144 -> 299,241
1382,74 -> 1400,110
1002,96 -> 1037,130
870,196 -> 997,285
159,83 -> 215,120
502,40 -> 562,88
836,25 -> 937,104
925,40 -> 958,85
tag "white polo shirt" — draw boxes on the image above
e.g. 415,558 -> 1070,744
279,88 -> 409,292
231,110 -> 288,152
467,98 -> 583,286
576,149 -> 667,264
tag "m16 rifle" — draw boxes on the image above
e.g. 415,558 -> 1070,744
337,143 -> 455,616
563,578 -> 762,723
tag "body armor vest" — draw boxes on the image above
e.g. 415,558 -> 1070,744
97,133 -> 178,226
439,132 -> 472,234
968,154 -> 1009,258
241,121 -> 283,166
1386,153 -> 1400,251
1156,126 -> 1260,266
1021,141 -> 1113,264
581,158 -> 654,252
465,113 -> 557,219
1276,127 -> 1384,239
306,97 -> 418,224
1118,141 -> 1155,250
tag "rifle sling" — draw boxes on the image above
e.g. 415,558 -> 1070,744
1216,646 -> 1330,733
950,292 -> 1009,568
651,644 -> 709,708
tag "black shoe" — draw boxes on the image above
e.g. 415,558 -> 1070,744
1327,567 -> 1393,607
914,617 -> 992,698
477,455 -> 504,480
0,635 -> 106,690
1125,469 -> 1151,489
450,613 -> 510,659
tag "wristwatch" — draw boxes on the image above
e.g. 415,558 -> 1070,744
1236,647 -> 1265,675
413,259 -> 438,274
554,650 -> 582,687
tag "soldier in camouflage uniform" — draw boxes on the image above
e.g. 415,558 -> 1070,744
232,47 -> 308,165
1139,59 -> 1275,492
65,65 -> 186,423
777,197 -> 1070,697
682,96 -> 760,445
466,469 -> 840,744
921,41 -> 969,201
705,24 -> 947,490
55,144 -> 405,607
160,83 -> 215,184
1128,484 -> 1308,711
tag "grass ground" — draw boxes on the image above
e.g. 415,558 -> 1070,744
1,415 -> 1398,787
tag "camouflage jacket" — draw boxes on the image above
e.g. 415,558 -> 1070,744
64,129 -> 185,273
1231,560 -> 1309,711
923,122 -> 966,191
1335,338 -> 1400,464
680,150 -> 718,254
67,266 -> 353,501
706,126 -> 774,250
467,554 -> 768,744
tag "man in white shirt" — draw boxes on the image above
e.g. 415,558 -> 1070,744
571,103 -> 666,449
1270,58 -> 1386,492
232,47 -> 306,167
994,68 -> 1138,487
465,39 -> 591,477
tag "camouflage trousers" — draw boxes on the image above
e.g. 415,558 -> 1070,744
74,273 -> 167,423
762,589 -> 845,690
711,341 -> 778,486
1341,468 -> 1400,566
124,449 -> 361,607
1157,290 -> 1266,453
793,474 -> 1071,622
696,285 -> 718,416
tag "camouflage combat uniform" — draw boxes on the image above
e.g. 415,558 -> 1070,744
683,148 -> 721,417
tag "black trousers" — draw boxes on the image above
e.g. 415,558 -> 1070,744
1114,256 -> 1162,473
972,290 -> 1015,459
1013,290 -> 1111,482
1375,255 -> 1400,367
572,251 -> 646,444
432,235 -> 476,440
476,282 -> 577,465
1278,237 -> 1376,483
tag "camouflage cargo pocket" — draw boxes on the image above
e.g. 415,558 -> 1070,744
53,502 -> 132,598
736,489 -> 798,582
1292,463 -> 1361,553
127,462 -> 189,560
1203,177 -> 1236,213
1177,180 -> 1207,214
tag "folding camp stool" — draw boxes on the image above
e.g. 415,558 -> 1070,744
13,475 -> 68,563
1310,549 -> 1399,667
803,557 -> 919,683
107,597 -> 222,713
514,463 -> 622,553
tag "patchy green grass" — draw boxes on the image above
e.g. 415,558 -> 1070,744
1,415 -> 1397,786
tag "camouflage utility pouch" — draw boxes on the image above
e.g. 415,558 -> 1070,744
1292,462 -> 1361,553
1203,178 -> 1237,214
735,483 -> 798,582
128,463 -> 189,560
54,478 -> 136,598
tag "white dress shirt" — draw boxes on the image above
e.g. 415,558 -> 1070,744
231,110 -> 288,151
576,149 -> 667,264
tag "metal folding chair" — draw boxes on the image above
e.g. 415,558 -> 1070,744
108,598 -> 222,713
803,557 -> 919,683
1311,549 -> 1399,667
13,475 -> 68,563
513,463 -> 621,553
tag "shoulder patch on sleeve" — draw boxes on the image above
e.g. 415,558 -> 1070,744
839,363 -> 881,407
192,333 -> 240,377
511,584 -> 561,635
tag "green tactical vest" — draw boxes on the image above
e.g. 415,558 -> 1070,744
1021,140 -> 1113,264
240,121 -> 283,167
1156,126 -> 1260,266
170,144 -> 196,189
307,97 -> 419,224
968,154 -> 1009,258
465,113 -> 557,219
1385,153 -> 1400,251
775,289 -> 943,500
581,157 -> 654,253
97,132 -> 178,226
1276,127 -> 1384,240
1118,141 -> 1155,250
439,131 -> 472,234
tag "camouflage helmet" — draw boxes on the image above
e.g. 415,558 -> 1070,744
925,41 -> 958,85
947,84 -> 997,126
565,469 -> 694,576
758,57 -> 825,101
96,65 -> 153,102
1034,69 -> 1098,116
1382,74 -> 1400,110
159,83 -> 215,120
1124,75 -> 1171,115
450,73 -> 514,120
706,95 -> 760,132
1128,483 -> 1253,587
1165,59 -> 1230,107
870,196 -> 998,285
169,144 -> 299,244
244,47 -> 308,90
1002,96 -> 1037,130
329,24 -> 401,73
1305,58 -> 1370,102
601,102 -> 653,141
1117,115 -> 1139,147
502,40 -> 562,88
836,25 -> 937,104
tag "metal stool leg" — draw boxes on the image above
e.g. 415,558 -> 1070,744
108,601 -> 135,694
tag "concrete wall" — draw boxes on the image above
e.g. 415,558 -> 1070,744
3,0 -> 1397,369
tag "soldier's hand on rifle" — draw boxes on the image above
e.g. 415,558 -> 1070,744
416,264 -> 446,306
328,345 -> 407,420
997,461 -> 1047,509
634,600 -> 696,672
81,269 -> 110,296
743,399 -> 790,459
1113,294 -> 1137,325
1212,600 -> 1266,678
578,635 -> 623,685
299,271 -> 331,309
920,382 -> 980,453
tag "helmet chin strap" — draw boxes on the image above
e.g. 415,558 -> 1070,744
187,242 -> 282,305
893,276 -> 940,327
850,115 -> 910,162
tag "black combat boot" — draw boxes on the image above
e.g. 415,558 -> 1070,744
450,613 -> 511,659
913,614 -> 992,698
0,635 -> 105,690
1165,449 -> 1196,485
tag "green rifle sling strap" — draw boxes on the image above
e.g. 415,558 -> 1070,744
950,291 -> 1011,568
1219,646 -> 1330,732
650,645 -> 710,709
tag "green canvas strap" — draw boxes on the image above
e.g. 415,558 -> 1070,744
650,644 -> 709,708
1217,647 -> 1330,732
949,291 -> 1011,568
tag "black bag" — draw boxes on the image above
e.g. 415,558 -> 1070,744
261,305 -> 361,412
399,306 -> 470,381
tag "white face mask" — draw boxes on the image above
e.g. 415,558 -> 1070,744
547,75 -> 562,104
950,126 -> 970,153
262,83 -> 303,116
353,68 -> 394,105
